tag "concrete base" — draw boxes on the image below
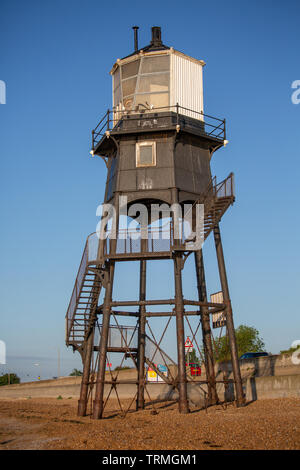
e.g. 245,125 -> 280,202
245,374 -> 300,401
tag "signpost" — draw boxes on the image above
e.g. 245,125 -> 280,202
185,337 -> 193,352
211,291 -> 226,328
185,337 -> 194,370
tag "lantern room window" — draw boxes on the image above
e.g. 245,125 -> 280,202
113,54 -> 170,112
136,142 -> 156,167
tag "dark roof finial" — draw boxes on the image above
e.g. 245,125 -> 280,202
151,26 -> 162,47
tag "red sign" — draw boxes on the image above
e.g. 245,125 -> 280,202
184,337 -> 193,349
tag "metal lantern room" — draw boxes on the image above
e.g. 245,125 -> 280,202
111,27 -> 204,119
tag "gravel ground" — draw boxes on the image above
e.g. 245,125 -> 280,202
0,397 -> 299,450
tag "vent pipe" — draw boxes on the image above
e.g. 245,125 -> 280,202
132,26 -> 139,52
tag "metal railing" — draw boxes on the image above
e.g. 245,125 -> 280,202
215,172 -> 234,199
200,172 -> 234,202
103,223 -> 174,257
92,104 -> 226,149
65,233 -> 102,341
181,172 -> 234,224
94,324 -> 138,350
66,239 -> 88,339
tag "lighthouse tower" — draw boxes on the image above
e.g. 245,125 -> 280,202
66,27 -> 245,419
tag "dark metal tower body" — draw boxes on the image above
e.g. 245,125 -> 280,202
65,27 -> 245,419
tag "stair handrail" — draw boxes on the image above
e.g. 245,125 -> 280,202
215,172 -> 234,199
65,238 -> 89,342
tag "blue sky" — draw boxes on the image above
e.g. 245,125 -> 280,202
1,0 -> 299,381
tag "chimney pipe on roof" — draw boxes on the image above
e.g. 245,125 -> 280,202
151,26 -> 162,47
132,26 -> 139,52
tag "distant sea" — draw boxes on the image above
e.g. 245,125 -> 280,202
1,355 -> 82,382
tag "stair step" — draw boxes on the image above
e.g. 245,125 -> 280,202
76,307 -> 95,310
74,312 -> 92,315
82,282 -> 102,286
81,290 -> 101,294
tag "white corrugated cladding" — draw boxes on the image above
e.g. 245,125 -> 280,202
170,51 -> 204,119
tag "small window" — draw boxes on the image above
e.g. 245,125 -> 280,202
136,142 -> 156,167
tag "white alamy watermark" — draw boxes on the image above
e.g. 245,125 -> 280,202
0,340 -> 6,364
0,80 -> 6,104
96,195 -> 204,251
291,340 -> 300,365
291,80 -> 300,104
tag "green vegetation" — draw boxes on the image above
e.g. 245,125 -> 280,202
213,325 -> 266,362
0,373 -> 20,386
69,368 -> 83,376
114,366 -> 131,371
279,346 -> 298,355
57,395 -> 63,400
185,348 -> 201,365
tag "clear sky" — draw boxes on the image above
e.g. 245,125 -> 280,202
1,0 -> 299,381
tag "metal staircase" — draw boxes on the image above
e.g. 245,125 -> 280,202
66,235 -> 104,351
176,172 -> 235,250
203,174 -> 235,239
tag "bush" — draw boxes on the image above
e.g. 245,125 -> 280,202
0,373 -> 20,386
69,368 -> 82,376
280,347 -> 298,355
213,325 -> 266,362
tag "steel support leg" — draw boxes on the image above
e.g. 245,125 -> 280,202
213,224 -> 245,406
93,192 -> 120,419
137,259 -> 146,410
194,250 -> 218,405
92,262 -> 115,419
173,254 -> 189,414
77,329 -> 95,416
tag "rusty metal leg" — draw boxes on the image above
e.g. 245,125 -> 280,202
92,262 -> 115,419
213,224 -> 245,407
77,329 -> 95,416
194,250 -> 218,405
173,254 -> 189,414
137,259 -> 146,410
92,192 -> 120,419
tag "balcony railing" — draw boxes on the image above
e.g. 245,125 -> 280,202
91,104 -> 226,150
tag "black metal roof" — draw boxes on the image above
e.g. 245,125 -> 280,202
122,26 -> 170,60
